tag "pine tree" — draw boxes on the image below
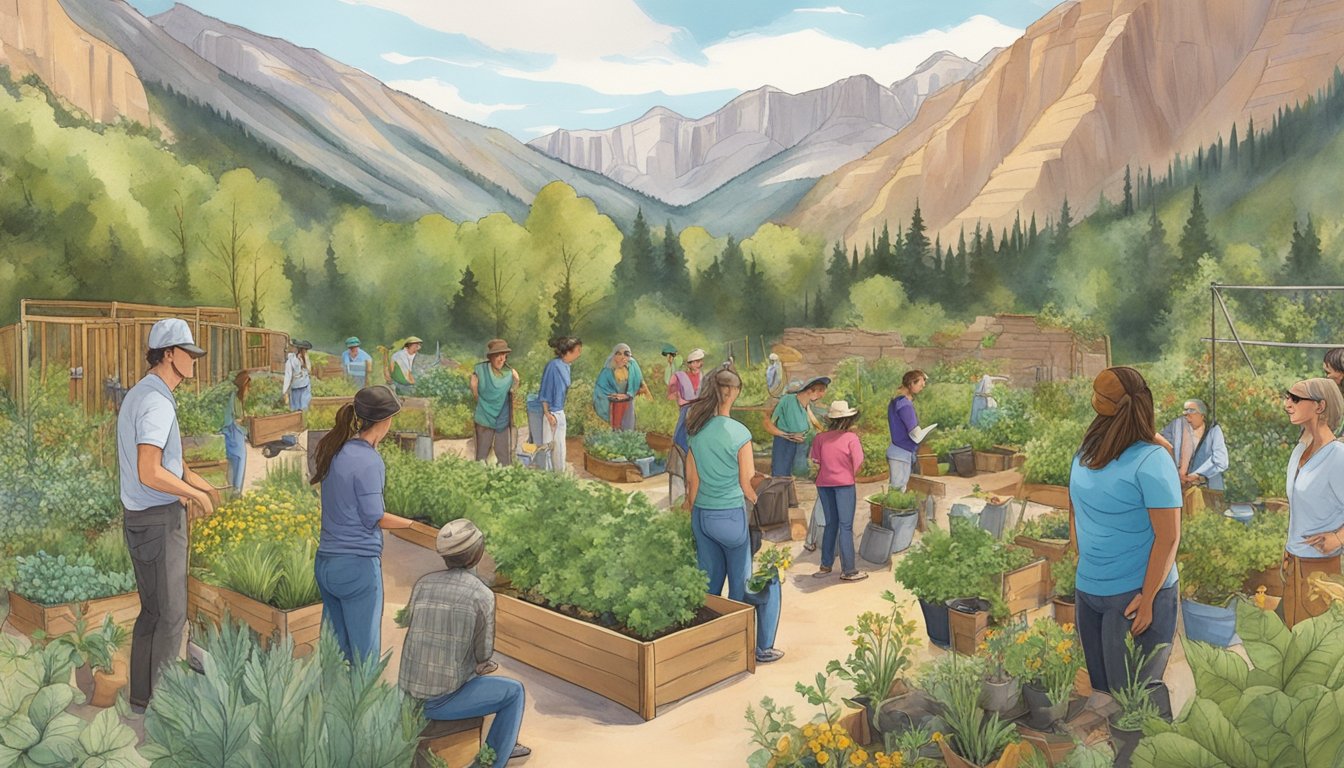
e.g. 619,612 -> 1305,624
850,246 -> 859,280
660,222 -> 692,304
1011,212 -> 1023,255
812,289 -> 827,328
1028,213 -> 1039,249
614,208 -> 655,295
1122,164 -> 1134,216
827,240 -> 852,305
902,202 -> 930,292
1246,116 -> 1256,168
873,223 -> 894,277
1054,197 -> 1073,253
1178,186 -> 1217,281
1288,215 -> 1323,276
449,265 -> 489,340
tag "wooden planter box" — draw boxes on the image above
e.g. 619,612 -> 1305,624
494,592 -> 755,720
916,451 -> 939,476
646,432 -> 674,452
186,458 -> 229,474
854,471 -> 888,484
1021,483 -> 1071,511
974,448 -> 1018,473
1014,536 -> 1070,565
187,576 -> 323,656
583,451 -> 646,484
907,475 -> 946,498
1244,564 -> 1285,598
6,591 -> 139,637
247,410 -> 305,446
1002,559 -> 1050,615
948,602 -> 990,656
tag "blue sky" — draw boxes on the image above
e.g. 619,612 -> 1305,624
127,1 -> 1052,140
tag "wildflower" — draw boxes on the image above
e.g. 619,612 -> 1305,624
776,735 -> 790,754
1061,623 -> 1075,633
931,731 -> 943,743
850,749 -> 867,765
816,752 -> 830,765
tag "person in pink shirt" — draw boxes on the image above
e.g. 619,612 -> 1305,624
809,400 -> 867,582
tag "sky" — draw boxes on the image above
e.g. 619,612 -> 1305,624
126,0 -> 1053,140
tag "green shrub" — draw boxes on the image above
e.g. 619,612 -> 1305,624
1016,510 -> 1071,541
184,435 -> 227,463
1051,551 -> 1077,598
639,393 -> 679,435
311,375 -> 357,397
894,518 -> 1033,617
434,402 -> 475,438
914,382 -> 972,436
734,363 -> 771,407
243,376 -> 288,417
13,552 -> 135,606
1178,510 -> 1286,606
175,381 -> 233,436
1022,419 -> 1084,485
416,366 -> 473,407
868,488 -> 920,510
857,431 -> 890,477
584,430 -> 654,462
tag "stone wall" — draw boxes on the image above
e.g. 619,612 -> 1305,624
775,314 -> 1109,385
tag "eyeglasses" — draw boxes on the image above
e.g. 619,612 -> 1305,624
1181,408 -> 1199,414
1284,391 -> 1322,404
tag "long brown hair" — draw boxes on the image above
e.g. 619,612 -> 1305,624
685,367 -> 742,436
310,403 -> 366,484
1078,366 -> 1157,469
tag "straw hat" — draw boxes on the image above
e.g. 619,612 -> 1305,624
826,400 -> 858,419
486,339 -> 512,356
403,336 -> 423,347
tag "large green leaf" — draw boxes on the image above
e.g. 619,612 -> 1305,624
25,685 -> 73,732
1300,686 -> 1344,766
1131,732 -> 1232,767
1281,614 -> 1344,696
1235,600 -> 1290,678
76,708 -> 147,768
21,712 -> 81,767
1176,699 -> 1259,767
1185,640 -> 1249,710
0,718 -> 40,751
1226,687 -> 1301,765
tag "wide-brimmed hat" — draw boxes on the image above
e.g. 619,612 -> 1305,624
661,344 -> 678,356
147,318 -> 206,358
686,348 -> 706,362
403,336 -> 423,347
486,339 -> 512,356
826,400 -> 858,419
345,336 -> 361,348
793,376 -> 831,393
435,518 -> 483,557
292,339 -> 313,350
354,385 -> 401,422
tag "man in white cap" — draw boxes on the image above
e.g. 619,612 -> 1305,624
669,348 -> 706,452
400,519 -> 530,767
116,317 -> 218,713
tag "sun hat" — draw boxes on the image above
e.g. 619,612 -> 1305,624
794,376 -> 831,393
403,336 -> 423,347
486,339 -> 512,356
353,385 -> 401,422
661,344 -> 677,356
292,339 -> 313,350
826,400 -> 858,419
345,337 -> 361,348
435,518 -> 483,557
147,318 -> 206,358
686,348 -> 706,362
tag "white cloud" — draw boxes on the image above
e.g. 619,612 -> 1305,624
342,0 -> 680,60
382,52 -> 482,68
387,78 -> 526,121
794,6 -> 864,17
578,107 -> 619,114
496,15 -> 1021,96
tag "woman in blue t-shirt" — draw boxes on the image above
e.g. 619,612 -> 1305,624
310,385 -> 416,665
1069,367 -> 1181,707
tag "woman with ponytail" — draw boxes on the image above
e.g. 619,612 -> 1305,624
310,385 -> 415,664
684,366 -> 782,662
539,336 -> 583,473
1069,367 -> 1181,710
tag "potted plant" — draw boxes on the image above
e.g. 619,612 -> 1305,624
1002,618 -> 1085,729
1108,636 -> 1168,768
1051,551 -> 1077,627
742,544 -> 790,658
868,488 -> 921,553
1177,511 -> 1262,646
946,597 -> 992,656
920,653 -> 1022,768
826,590 -> 919,739
893,526 -> 960,647
977,622 -> 1025,717
968,485 -> 1015,539
1239,509 -> 1289,598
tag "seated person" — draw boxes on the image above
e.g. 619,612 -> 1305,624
399,519 -> 530,767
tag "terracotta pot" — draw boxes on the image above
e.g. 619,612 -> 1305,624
90,661 -> 128,708
1053,596 -> 1076,627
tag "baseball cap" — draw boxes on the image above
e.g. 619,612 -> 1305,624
147,318 -> 205,358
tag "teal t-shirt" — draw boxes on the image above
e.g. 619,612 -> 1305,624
473,362 -> 512,429
687,416 -> 753,510
772,393 -> 810,434
1070,442 -> 1182,597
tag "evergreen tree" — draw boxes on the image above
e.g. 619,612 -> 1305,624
660,222 -> 692,304
812,289 -> 827,328
872,223 -> 894,277
1288,215 -> 1323,277
614,208 -> 655,295
1178,186 -> 1217,281
1122,164 -> 1134,216
1011,212 -> 1023,255
1229,122 -> 1239,168
449,265 -> 489,340
850,246 -> 859,280
971,222 -> 995,293
902,202 -> 930,292
1246,116 -> 1256,168
1028,213 -> 1039,249
826,240 -> 852,306
1054,197 -> 1073,253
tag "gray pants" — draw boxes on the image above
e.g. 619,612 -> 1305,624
123,502 -> 188,707
474,423 -> 513,465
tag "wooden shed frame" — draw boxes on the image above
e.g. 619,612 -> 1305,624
0,299 -> 290,413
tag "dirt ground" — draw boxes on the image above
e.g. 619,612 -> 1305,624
2,436 -> 1200,766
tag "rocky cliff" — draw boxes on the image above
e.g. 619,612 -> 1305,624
0,0 -> 151,125
786,0 -> 1344,243
530,53 -> 981,206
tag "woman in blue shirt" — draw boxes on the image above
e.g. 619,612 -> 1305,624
310,385 -> 415,664
1280,377 -> 1344,626
887,370 -> 929,491
539,336 -> 583,473
1069,367 -> 1181,704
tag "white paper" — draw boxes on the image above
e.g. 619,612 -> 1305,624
910,423 -> 937,443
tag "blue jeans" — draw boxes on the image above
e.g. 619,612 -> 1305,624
290,385 -> 311,411
315,553 -> 382,664
1076,583 -> 1178,703
221,422 -> 247,493
771,436 -> 800,477
422,676 -> 526,768
817,485 -> 857,573
692,506 -> 752,601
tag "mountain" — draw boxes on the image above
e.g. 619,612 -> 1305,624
0,0 -> 152,125
530,52 -> 983,207
51,0 -> 672,226
785,0 -> 1344,243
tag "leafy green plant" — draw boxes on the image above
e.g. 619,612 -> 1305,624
893,518 -> 1033,618
38,611 -> 129,675
825,590 -> 919,710
640,393 -> 680,435
184,435 -> 228,463
867,488 -> 920,511
472,743 -> 498,768
176,381 -> 235,437
243,375 -> 289,417
1178,510 -> 1283,606
273,540 -> 321,610
203,539 -> 320,611
858,431 -> 890,478
1051,551 -> 1077,599
926,424 -> 994,456
416,365 -> 474,407
747,545 -> 792,593
311,375 -> 358,397
13,551 -> 136,606
1015,509 -> 1071,541
1001,618 -> 1086,706
256,455 -> 313,498
583,429 -> 655,462
1022,418 -> 1083,486
1111,635 -> 1168,731
921,653 -> 1019,766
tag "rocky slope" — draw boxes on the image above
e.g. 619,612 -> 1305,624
786,0 -> 1344,243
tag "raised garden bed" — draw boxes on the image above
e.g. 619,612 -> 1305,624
583,451 -> 647,484
974,447 -> 1020,473
646,431 -> 674,452
907,475 -> 946,498
1013,535 -> 1069,564
494,592 -> 755,720
187,576 -> 323,657
1020,483 -> 1071,511
1002,559 -> 1050,616
247,410 -> 305,446
5,590 -> 140,637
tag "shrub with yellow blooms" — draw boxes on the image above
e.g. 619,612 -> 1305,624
1000,618 -> 1085,705
191,489 -> 320,565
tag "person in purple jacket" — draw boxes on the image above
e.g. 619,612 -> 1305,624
887,370 -> 932,491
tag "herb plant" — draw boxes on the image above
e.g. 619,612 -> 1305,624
868,488 -> 920,511
920,653 -> 1019,766
13,552 -> 136,606
1177,510 -> 1280,606
1051,550 -> 1077,599
747,545 -> 791,592
1022,419 -> 1082,486
583,429 -> 655,462
1016,510 -> 1071,541
1111,635 -> 1167,730
893,518 -> 1033,618
825,590 -> 918,709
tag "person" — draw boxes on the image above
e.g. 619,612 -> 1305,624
400,519 -> 530,768
281,340 -> 313,412
1069,367 -> 1181,709
684,367 -> 780,663
765,377 -> 828,478
391,336 -> 422,395
593,343 -> 650,430
661,344 -> 680,388
470,339 -> 519,466
765,353 -> 786,398
1325,348 -> 1344,435
670,348 -> 706,451
116,317 -> 218,712
887,370 -> 933,492
540,336 -> 583,474
1280,378 -> 1344,627
1158,399 -> 1228,515
309,385 -> 415,664
220,370 -> 249,494
342,337 -> 373,388
809,400 -> 867,582
970,373 -> 1010,427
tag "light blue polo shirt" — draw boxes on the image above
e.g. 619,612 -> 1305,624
688,416 -> 752,510
117,373 -> 184,511
1070,442 -> 1182,596
318,439 -> 386,557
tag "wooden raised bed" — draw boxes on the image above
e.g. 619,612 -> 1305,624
187,576 -> 322,656
583,451 -> 646,484
495,592 -> 755,720
646,431 -> 674,452
974,447 -> 1019,473
186,458 -> 229,474
247,410 -> 305,446
1002,559 -> 1050,615
1021,483 -> 1071,511
1014,536 -> 1070,565
6,591 -> 140,637
855,472 -> 888,484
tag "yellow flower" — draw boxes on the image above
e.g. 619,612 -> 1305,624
776,735 -> 790,754
836,735 -> 851,750
1061,623 -> 1075,633
809,741 -> 821,754
931,731 -> 944,743
816,752 -> 830,765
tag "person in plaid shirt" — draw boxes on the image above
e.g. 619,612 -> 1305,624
399,519 -> 530,766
